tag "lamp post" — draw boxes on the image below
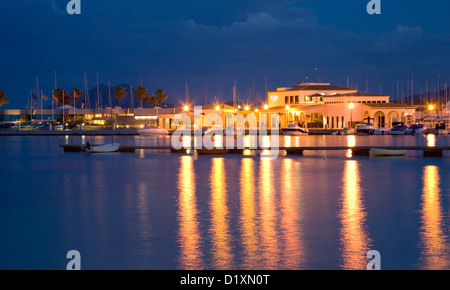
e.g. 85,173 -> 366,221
348,102 -> 355,128
428,104 -> 434,128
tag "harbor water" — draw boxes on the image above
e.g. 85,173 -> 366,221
0,134 -> 450,270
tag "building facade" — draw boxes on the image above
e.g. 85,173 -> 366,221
266,82 -> 417,128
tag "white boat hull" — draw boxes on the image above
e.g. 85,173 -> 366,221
85,143 -> 120,153
138,128 -> 169,135
370,148 -> 407,156
283,131 -> 308,136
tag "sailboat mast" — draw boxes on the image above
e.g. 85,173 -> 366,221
97,73 -> 100,109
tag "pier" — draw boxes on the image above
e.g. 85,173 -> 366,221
59,144 -> 449,157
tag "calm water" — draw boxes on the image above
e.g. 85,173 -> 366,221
0,134 -> 450,270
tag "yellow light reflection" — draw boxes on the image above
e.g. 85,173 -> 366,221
280,158 -> 304,269
209,158 -> 233,269
419,166 -> 448,269
239,158 -> 259,269
259,159 -> 279,268
284,136 -> 292,148
214,134 -> 223,149
427,134 -> 436,147
347,135 -> 356,147
182,135 -> 191,148
177,156 -> 203,269
339,160 -> 371,270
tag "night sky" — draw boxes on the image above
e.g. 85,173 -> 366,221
1,0 -> 450,108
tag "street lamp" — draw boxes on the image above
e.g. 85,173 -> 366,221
184,105 -> 189,112
244,105 -> 249,111
348,102 -> 355,128
264,104 -> 268,110
428,104 -> 434,127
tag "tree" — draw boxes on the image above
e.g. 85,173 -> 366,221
143,94 -> 152,108
70,88 -> 83,108
114,86 -> 127,107
134,86 -> 150,108
53,88 -> 72,106
0,89 -> 8,107
154,89 -> 168,107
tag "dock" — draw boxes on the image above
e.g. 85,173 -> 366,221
59,144 -> 449,157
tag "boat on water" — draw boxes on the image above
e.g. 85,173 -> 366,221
356,118 -> 377,135
373,123 -> 391,135
83,142 -> 120,153
137,126 -> 169,136
370,148 -> 407,156
406,124 -> 425,135
390,122 -> 408,135
281,124 -> 309,136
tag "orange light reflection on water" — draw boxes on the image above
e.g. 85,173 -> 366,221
419,166 -> 448,269
177,156 -> 203,269
209,158 -> 233,269
339,160 -> 371,270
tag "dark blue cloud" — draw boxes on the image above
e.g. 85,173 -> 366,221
1,0 -> 450,108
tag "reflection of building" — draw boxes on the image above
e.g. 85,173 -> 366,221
266,82 -> 417,128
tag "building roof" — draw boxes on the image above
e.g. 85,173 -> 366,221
362,103 -> 418,109
322,93 -> 389,98
271,82 -> 356,93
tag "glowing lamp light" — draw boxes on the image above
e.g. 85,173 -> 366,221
428,105 -> 434,111
215,106 -> 220,111
255,109 -> 259,113
264,104 -> 269,110
285,105 -> 290,110
245,106 -> 249,111
348,102 -> 355,109
184,105 -> 189,112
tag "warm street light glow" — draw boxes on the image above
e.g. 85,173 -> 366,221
348,102 -> 355,109
255,109 -> 259,113
428,105 -> 434,111
216,105 -> 220,111
245,106 -> 249,111
184,105 -> 189,112
285,105 -> 290,110
264,104 -> 269,110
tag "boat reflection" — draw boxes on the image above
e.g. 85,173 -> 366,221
419,165 -> 449,269
177,156 -> 204,269
339,160 -> 371,270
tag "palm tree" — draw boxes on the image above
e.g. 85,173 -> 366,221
70,88 -> 83,108
134,86 -> 150,108
143,94 -> 152,108
53,88 -> 72,106
0,89 -> 9,107
154,89 -> 168,107
114,86 -> 127,107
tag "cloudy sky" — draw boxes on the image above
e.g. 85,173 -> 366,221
1,0 -> 450,108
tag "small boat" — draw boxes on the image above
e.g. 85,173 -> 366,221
84,142 -> 120,153
356,118 -> 377,135
137,126 -> 169,136
281,124 -> 309,136
370,148 -> 407,156
390,122 -> 408,135
195,149 -> 228,155
406,124 -> 425,135
373,123 -> 391,135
